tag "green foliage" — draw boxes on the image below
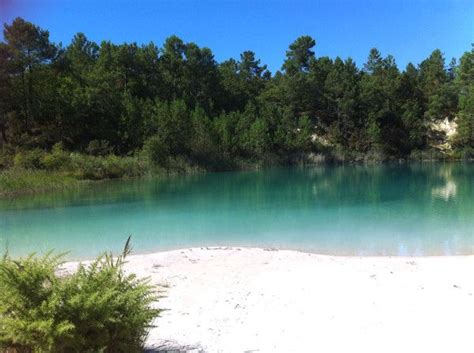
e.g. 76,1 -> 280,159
4,145 -> 151,194
0,240 -> 160,353
0,155 -> 152,196
13,149 -> 45,169
0,17 -> 472,179
214,111 -> 240,155
85,140 -> 113,156
0,252 -> 73,352
41,143 -> 70,170
295,115 -> 313,151
244,118 -> 270,156
189,106 -> 219,161
143,134 -> 169,166
69,154 -> 148,180
282,36 -> 316,75
0,169 -> 78,196
408,148 -> 446,161
2,150 -> 153,195
454,48 -> 474,148
145,99 -> 192,157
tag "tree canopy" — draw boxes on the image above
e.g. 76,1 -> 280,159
1,18 -> 472,169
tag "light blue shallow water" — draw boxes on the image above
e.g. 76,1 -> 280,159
0,163 -> 473,259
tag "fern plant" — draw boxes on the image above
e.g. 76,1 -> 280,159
0,238 -> 160,353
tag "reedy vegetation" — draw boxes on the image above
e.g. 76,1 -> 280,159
0,18 -> 473,183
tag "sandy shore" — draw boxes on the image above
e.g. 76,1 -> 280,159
66,247 -> 474,352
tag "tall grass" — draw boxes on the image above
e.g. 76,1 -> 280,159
0,141 -> 217,196
0,169 -> 80,197
0,146 -> 154,196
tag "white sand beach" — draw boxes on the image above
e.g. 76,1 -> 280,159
66,247 -> 474,353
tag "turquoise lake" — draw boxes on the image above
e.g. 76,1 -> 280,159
0,163 -> 473,259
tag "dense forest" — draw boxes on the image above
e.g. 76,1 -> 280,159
0,18 -> 473,179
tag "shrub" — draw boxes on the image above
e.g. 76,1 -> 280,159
69,154 -> 148,180
100,155 -> 126,179
143,135 -> 170,166
41,143 -> 71,170
85,140 -> 113,156
0,239 -> 160,353
166,156 -> 205,174
68,153 -> 101,179
459,147 -> 474,159
115,156 -> 151,178
13,149 -> 45,169
0,252 -> 72,352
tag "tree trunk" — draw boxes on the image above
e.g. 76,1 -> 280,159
0,123 -> 7,144
21,71 -> 30,132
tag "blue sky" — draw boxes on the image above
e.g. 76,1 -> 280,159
1,0 -> 473,73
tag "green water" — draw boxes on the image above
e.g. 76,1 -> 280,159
0,163 -> 473,259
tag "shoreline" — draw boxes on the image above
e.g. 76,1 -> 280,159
57,245 -> 474,263
64,247 -> 474,352
124,245 -> 474,260
2,158 -> 472,198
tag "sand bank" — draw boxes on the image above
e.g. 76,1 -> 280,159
66,247 -> 474,352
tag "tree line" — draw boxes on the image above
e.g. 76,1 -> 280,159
0,18 -> 473,170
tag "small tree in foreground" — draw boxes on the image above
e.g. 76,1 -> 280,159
0,238 -> 160,353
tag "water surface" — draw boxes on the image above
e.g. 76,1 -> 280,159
1,163 -> 473,259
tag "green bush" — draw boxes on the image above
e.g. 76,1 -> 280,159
166,156 -> 205,174
69,154 -> 148,180
69,153 -> 102,179
13,149 -> 46,169
41,143 -> 71,170
143,135 -> 170,166
446,147 -> 473,160
459,147 -> 474,159
0,240 -> 160,353
85,140 -> 113,156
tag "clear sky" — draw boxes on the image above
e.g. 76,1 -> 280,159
1,0 -> 473,73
